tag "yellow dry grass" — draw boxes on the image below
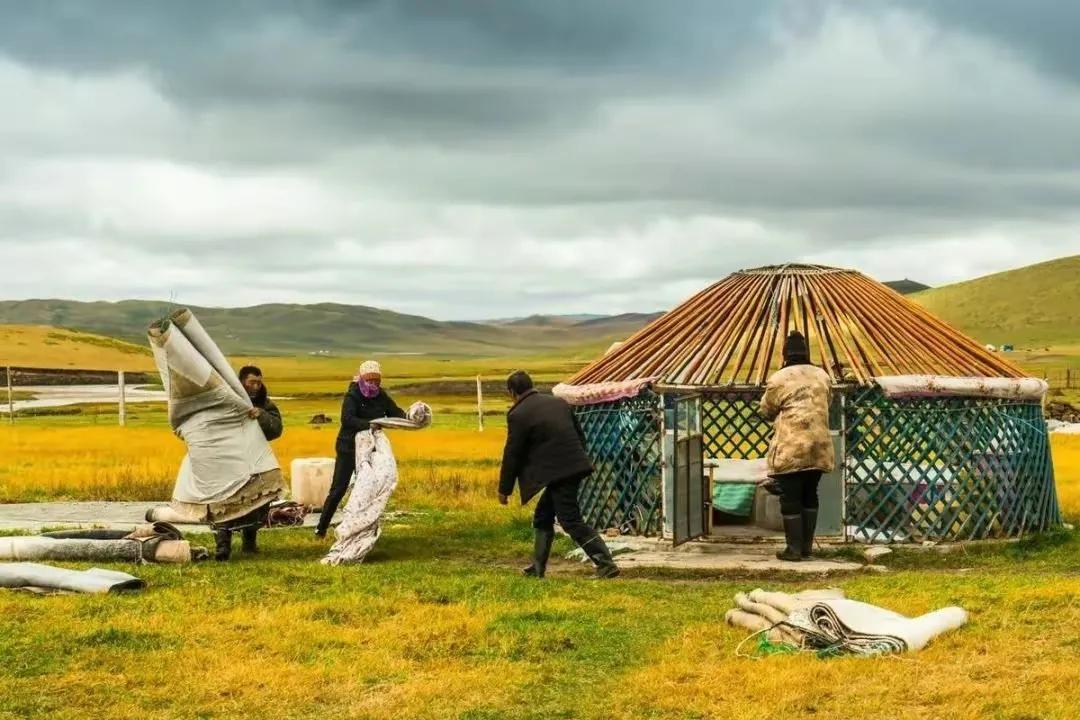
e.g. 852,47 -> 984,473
604,576 -> 1080,720
0,325 -> 154,371
0,577 -> 530,720
0,424 -> 505,506
2,424 -> 1076,517
1052,433 -> 1080,518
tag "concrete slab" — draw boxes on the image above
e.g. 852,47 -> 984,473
565,535 -> 870,575
613,550 -> 866,574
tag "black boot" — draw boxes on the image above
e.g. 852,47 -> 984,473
213,529 -> 232,562
522,529 -> 556,578
801,508 -> 818,558
314,511 -> 332,538
776,514 -> 803,562
580,535 -> 620,579
241,527 -> 258,554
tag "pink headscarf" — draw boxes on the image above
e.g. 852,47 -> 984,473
353,360 -> 382,399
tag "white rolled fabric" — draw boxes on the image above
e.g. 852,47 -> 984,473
0,563 -> 144,594
147,309 -> 280,513
786,598 -> 969,655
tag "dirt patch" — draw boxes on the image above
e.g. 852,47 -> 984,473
1046,400 -> 1080,423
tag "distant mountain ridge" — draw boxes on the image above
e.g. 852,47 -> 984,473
1,256 -> 1073,356
884,279 -> 931,295
0,299 -> 659,356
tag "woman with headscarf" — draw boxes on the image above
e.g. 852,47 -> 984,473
314,360 -> 407,538
758,331 -> 835,561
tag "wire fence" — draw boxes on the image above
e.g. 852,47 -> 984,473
1040,367 -> 1080,390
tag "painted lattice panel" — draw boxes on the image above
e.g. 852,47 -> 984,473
574,392 -> 663,535
845,388 -> 1060,542
702,392 -> 773,459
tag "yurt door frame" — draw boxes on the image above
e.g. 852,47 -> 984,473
672,393 -> 707,545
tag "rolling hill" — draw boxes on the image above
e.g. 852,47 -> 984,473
0,300 -> 657,357
912,255 -> 1080,348
2,255 -> 1074,359
0,325 -> 155,371
884,279 -> 931,295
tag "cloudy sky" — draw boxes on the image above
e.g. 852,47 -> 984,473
1,1 -> 1078,319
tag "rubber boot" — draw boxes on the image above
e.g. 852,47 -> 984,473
314,509 -> 333,538
522,529 -> 556,578
580,535 -> 620,579
776,514 -> 803,562
213,529 -> 232,562
801,508 -> 818,558
241,527 -> 258,554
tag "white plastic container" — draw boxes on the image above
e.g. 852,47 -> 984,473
290,458 -> 336,509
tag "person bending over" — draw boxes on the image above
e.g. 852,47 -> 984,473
498,370 -> 619,579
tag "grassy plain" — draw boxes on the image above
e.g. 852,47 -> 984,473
0,324 -> 154,371
0,491 -> 1078,719
2,344 -> 1080,719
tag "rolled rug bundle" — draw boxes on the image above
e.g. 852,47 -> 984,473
725,609 -> 793,645
147,309 -> 284,525
726,588 -> 846,648
786,599 -> 969,655
0,563 -> 144,594
0,537 -> 143,563
2,523 -> 203,564
725,588 -> 968,656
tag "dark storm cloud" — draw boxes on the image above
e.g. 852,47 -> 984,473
0,0 -> 776,146
905,0 -> 1080,85
0,1 -> 1077,318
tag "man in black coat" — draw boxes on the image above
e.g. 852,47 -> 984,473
498,371 -> 619,579
239,365 -> 283,441
315,360 -> 406,538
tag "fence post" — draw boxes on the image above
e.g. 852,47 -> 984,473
476,375 -> 484,432
118,370 -> 126,427
1067,368 -> 1073,390
5,366 -> 12,425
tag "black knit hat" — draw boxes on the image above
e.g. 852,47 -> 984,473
783,331 -> 810,366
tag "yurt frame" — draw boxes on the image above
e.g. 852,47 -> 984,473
558,265 -> 1060,545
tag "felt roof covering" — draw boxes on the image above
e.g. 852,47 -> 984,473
568,264 -> 1027,388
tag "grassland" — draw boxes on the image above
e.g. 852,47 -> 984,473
0,325 -> 154,371
913,254 -> 1080,348
2,345 -> 1080,719
0,479 -> 1078,719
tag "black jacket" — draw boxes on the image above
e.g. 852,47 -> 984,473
250,385 -> 283,441
256,398 -> 284,441
499,390 -> 593,504
335,383 -> 406,453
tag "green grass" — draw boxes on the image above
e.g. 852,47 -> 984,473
913,254 -> 1080,348
1,509 -> 1078,719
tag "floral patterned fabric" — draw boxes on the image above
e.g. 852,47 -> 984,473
321,429 -> 399,566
